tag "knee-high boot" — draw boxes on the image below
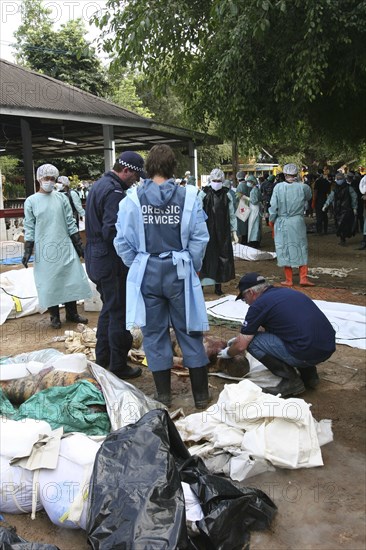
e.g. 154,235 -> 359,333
280,267 -> 293,287
189,366 -> 210,409
65,301 -> 89,323
214,283 -> 224,296
48,305 -> 61,329
260,354 -> 305,397
299,265 -> 315,287
152,369 -> 172,407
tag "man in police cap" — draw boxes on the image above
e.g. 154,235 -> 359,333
85,151 -> 144,379
217,272 -> 336,397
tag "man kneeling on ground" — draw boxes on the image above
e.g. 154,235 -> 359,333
218,273 -> 336,397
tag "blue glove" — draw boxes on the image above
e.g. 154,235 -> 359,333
217,347 -> 231,359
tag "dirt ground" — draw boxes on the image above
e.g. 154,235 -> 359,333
1,220 -> 365,549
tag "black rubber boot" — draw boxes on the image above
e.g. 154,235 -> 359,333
189,366 -> 210,409
260,354 -> 305,397
65,301 -> 89,324
110,365 -> 142,380
48,305 -> 61,329
152,370 -> 172,407
297,365 -> 320,389
214,283 -> 224,296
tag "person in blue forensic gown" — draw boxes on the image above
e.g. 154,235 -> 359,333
246,175 -> 262,248
235,171 -> 251,244
268,163 -> 314,287
22,164 -> 91,329
114,145 -> 211,409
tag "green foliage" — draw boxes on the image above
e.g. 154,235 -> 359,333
0,156 -> 20,178
14,0 -> 109,96
94,0 -> 366,150
46,155 -> 105,180
108,70 -> 153,117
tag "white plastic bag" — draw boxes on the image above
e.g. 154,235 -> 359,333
38,433 -> 102,529
0,456 -> 43,514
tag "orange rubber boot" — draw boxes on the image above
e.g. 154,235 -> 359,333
280,266 -> 293,287
299,265 -> 315,286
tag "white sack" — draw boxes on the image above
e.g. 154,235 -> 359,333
38,433 -> 102,529
0,456 -> 43,514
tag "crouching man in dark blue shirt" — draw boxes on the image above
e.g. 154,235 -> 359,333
218,272 -> 336,397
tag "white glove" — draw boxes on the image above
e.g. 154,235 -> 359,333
353,209 -> 358,215
231,230 -> 239,244
217,346 -> 231,359
227,337 -> 237,346
322,206 -> 327,212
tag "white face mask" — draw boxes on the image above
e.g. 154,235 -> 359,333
55,183 -> 64,191
211,182 -> 223,191
40,181 -> 55,193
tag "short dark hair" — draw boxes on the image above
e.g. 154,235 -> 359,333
112,161 -> 123,173
145,145 -> 177,179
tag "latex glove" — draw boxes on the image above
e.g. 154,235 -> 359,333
231,230 -> 239,244
353,209 -> 358,215
227,337 -> 237,347
322,206 -> 327,212
22,241 -> 34,268
217,347 -> 231,359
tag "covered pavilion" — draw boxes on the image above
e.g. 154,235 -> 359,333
0,58 -> 220,196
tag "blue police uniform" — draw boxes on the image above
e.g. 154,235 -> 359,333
85,171 -> 133,372
114,179 -> 209,372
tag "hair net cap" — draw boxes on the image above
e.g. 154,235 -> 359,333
283,163 -> 298,176
36,164 -> 59,181
57,176 -> 70,186
223,179 -> 232,188
210,168 -> 224,182
246,175 -> 257,184
236,171 -> 246,180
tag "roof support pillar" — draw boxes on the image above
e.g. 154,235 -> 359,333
188,140 -> 198,183
21,119 -> 35,197
103,125 -> 115,171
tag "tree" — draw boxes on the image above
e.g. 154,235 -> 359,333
108,68 -> 153,117
93,0 -> 366,151
14,0 -> 109,96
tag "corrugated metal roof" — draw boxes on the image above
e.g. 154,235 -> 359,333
0,58 -> 146,120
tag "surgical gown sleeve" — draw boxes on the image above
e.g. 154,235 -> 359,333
23,198 -> 36,241
114,197 -> 140,267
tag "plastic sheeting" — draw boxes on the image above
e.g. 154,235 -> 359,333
87,409 -> 276,550
206,295 -> 366,350
0,265 -> 92,325
0,526 -> 60,549
87,410 -> 276,550
8,380 -> 110,435
232,243 -> 276,261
